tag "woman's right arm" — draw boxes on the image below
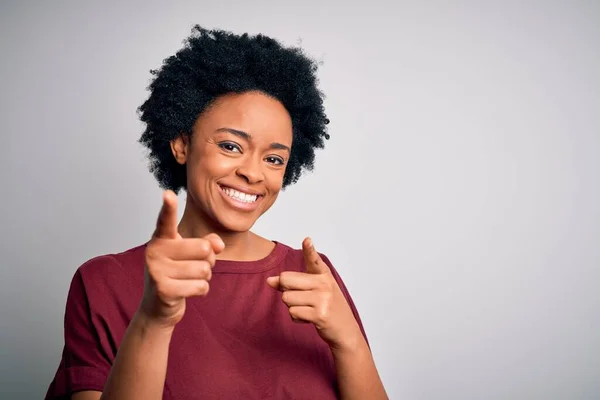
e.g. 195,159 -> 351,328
72,313 -> 173,400
71,191 -> 224,400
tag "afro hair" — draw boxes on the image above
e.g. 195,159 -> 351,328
138,25 -> 330,193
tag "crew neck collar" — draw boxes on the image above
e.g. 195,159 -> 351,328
212,241 -> 288,274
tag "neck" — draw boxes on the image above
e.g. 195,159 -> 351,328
177,194 -> 264,261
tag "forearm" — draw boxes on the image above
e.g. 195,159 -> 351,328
332,337 -> 388,400
101,312 -> 174,400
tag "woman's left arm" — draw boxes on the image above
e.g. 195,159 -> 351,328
267,238 -> 388,400
331,334 -> 388,400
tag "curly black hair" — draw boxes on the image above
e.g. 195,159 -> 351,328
138,25 -> 330,193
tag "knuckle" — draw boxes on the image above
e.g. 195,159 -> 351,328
206,233 -> 219,243
145,241 -> 168,265
145,262 -> 162,279
155,280 -> 170,297
198,239 -> 211,254
201,262 -> 212,280
197,281 -> 210,296
320,278 -> 334,291
206,251 -> 216,267
280,271 -> 292,279
279,272 -> 292,288
145,248 -> 159,262
316,306 -> 329,324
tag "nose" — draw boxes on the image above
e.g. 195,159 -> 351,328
235,155 -> 265,184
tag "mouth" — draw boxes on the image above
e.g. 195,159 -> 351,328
217,184 -> 263,211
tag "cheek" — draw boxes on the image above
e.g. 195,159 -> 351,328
263,174 -> 285,207
185,158 -> 213,197
267,168 -> 286,190
190,151 -> 235,179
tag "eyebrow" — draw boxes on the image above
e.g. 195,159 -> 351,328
215,127 -> 291,152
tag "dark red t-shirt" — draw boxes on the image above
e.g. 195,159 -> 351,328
45,241 -> 367,399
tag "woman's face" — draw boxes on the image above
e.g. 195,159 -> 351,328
171,91 -> 293,233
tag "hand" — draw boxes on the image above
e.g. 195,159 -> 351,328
139,190 -> 225,328
267,238 -> 363,351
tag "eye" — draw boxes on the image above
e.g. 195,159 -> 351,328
218,142 -> 242,153
265,156 -> 285,165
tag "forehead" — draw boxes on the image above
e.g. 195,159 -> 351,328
194,91 -> 293,144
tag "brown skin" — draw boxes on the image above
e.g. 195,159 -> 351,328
268,238 -> 388,399
72,91 -> 387,400
176,90 -> 292,261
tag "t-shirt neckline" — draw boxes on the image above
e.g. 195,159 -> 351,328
212,241 -> 288,274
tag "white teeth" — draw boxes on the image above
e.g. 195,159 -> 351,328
221,186 -> 258,203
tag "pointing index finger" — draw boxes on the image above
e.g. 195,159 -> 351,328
153,190 -> 179,239
303,237 -> 329,275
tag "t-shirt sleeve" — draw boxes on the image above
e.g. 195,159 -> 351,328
320,254 -> 370,347
45,262 -> 115,399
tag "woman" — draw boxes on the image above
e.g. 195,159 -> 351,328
45,25 -> 388,399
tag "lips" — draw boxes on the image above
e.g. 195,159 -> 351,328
217,184 -> 263,211
220,186 -> 259,203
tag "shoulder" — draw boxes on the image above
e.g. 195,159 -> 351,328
69,243 -> 147,309
77,243 -> 146,279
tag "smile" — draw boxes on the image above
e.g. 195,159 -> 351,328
221,186 -> 258,203
217,184 -> 263,211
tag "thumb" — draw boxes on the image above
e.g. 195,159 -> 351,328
266,276 -> 281,290
302,237 -> 329,274
153,190 -> 179,239
203,233 -> 226,254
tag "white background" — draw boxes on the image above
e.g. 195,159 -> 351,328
1,1 -> 599,399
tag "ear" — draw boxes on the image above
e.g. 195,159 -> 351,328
170,134 -> 189,165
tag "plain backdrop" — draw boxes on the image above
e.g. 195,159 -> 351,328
1,1 -> 599,399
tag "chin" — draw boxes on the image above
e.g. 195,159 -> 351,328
215,214 -> 257,233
